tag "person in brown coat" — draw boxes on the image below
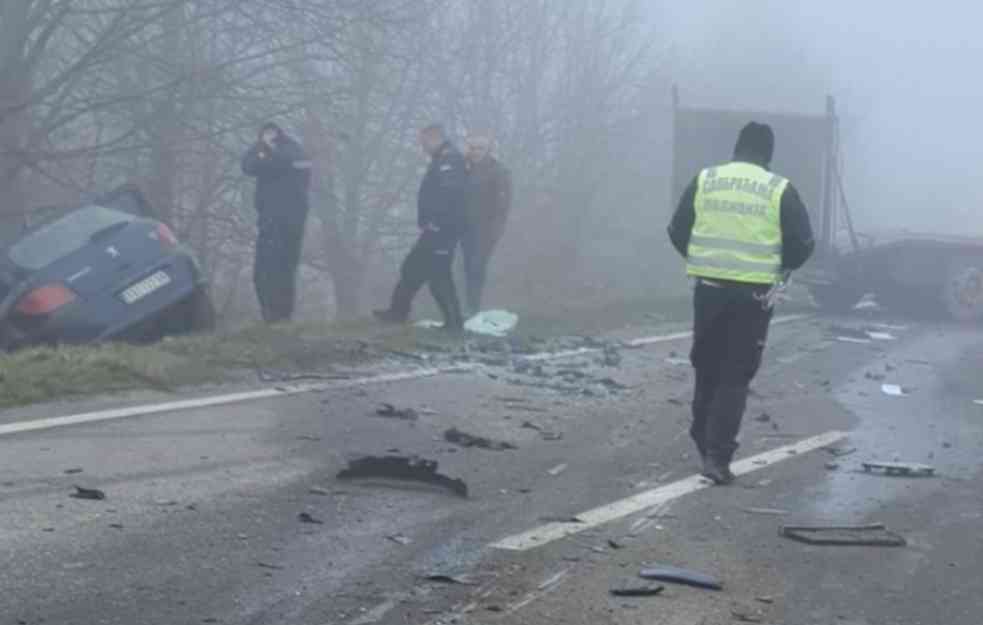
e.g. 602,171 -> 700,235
461,133 -> 512,314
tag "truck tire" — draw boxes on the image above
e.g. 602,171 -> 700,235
943,258 -> 983,322
809,284 -> 865,314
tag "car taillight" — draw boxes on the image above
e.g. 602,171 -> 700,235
156,223 -> 178,247
15,284 -> 77,316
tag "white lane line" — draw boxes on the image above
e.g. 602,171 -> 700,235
0,365 -> 475,438
490,429 -> 846,551
0,314 -> 814,438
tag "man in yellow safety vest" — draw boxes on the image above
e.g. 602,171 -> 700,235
668,122 -> 815,485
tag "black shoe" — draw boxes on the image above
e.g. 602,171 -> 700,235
373,309 -> 406,324
701,457 -> 735,486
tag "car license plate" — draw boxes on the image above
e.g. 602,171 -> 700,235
120,270 -> 171,304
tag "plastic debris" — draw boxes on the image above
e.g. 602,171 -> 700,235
444,427 -> 517,451
70,486 -> 106,501
374,403 -> 419,421
781,523 -> 906,547
414,319 -> 443,329
610,583 -> 664,597
423,573 -> 476,585
881,384 -> 906,396
464,310 -> 519,337
866,331 -> 896,341
547,463 -> 568,476
639,564 -> 723,590
861,461 -> 935,477
298,512 -> 324,525
337,456 -> 468,498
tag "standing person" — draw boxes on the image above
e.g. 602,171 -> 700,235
241,122 -> 312,323
374,124 -> 467,332
667,122 -> 815,485
461,133 -> 512,315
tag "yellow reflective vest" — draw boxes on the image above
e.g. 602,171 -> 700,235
687,161 -> 786,285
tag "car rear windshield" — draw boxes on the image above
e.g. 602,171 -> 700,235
8,205 -> 134,271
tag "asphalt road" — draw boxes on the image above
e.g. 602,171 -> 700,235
1,313 -> 981,625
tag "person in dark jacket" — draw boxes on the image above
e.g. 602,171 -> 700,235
461,133 -> 512,314
667,122 -> 815,485
241,122 -> 311,323
374,124 -> 467,331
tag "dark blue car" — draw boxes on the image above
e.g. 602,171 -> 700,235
0,185 -> 214,350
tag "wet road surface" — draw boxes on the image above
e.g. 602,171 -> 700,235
1,315 -> 981,624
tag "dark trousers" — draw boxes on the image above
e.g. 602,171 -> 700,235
460,228 -> 497,314
689,280 -> 773,465
254,216 -> 306,323
389,230 -> 463,328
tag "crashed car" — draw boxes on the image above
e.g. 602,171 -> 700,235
0,185 -> 215,350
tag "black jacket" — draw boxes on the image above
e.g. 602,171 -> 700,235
667,161 -> 815,272
418,142 -> 468,235
241,134 -> 311,225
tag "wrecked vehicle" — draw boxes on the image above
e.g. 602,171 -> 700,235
0,185 -> 214,350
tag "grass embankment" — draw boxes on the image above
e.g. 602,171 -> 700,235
0,293 -> 712,410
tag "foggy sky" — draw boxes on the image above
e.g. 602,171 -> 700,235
659,2 -> 981,235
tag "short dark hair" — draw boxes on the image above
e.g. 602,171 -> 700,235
733,122 -> 775,164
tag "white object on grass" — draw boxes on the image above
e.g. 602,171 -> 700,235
881,384 -> 906,396
464,309 -> 518,337
414,319 -> 443,329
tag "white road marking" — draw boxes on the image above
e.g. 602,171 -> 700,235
0,314 -> 813,438
0,366 -> 475,438
490,429 -> 846,551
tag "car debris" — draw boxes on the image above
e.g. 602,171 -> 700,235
547,463 -> 568,476
880,384 -> 907,396
755,596 -> 775,604
387,534 -> 412,545
824,446 -> 857,457
63,468 -> 84,474
861,461 -> 935,477
743,507 -> 790,516
665,357 -> 690,366
422,573 -> 477,585
607,538 -> 625,549
297,512 -> 324,525
639,565 -> 723,590
374,403 -> 419,421
825,462 -> 840,470
70,486 -> 106,501
864,371 -> 886,381
865,331 -> 897,341
539,515 -> 584,524
731,608 -> 764,623
609,583 -> 664,598
336,456 -> 468,498
256,561 -> 285,570
753,412 -> 771,423
308,486 -> 331,496
836,336 -> 872,344
443,427 -> 517,451
781,523 -> 907,547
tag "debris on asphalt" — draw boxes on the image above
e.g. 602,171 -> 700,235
63,468 -> 84,475
864,371 -> 886,381
973,399 -> 983,406
743,507 -> 789,516
547,463 -> 568,476
256,561 -> 285,570
298,512 -> 324,525
881,383 -> 907,396
755,596 -> 775,604
108,523 -> 124,530
666,398 -> 685,406
731,607 -> 764,623
836,336 -> 872,344
639,564 -> 723,590
861,461 -> 935,477
824,445 -> 857,457
296,435 -> 322,441
598,377 -> 630,390
753,412 -> 771,423
374,403 -> 419,421
539,515 -> 584,524
781,523 -> 907,547
609,583 -> 664,597
336,456 -> 468,498
665,357 -> 690,366
308,486 -> 331,496
443,427 -> 517,451
70,486 -> 106,501
387,534 -> 412,545
866,331 -> 897,341
825,462 -> 840,470
422,573 -> 477,585
607,538 -> 625,549
538,569 -> 569,590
